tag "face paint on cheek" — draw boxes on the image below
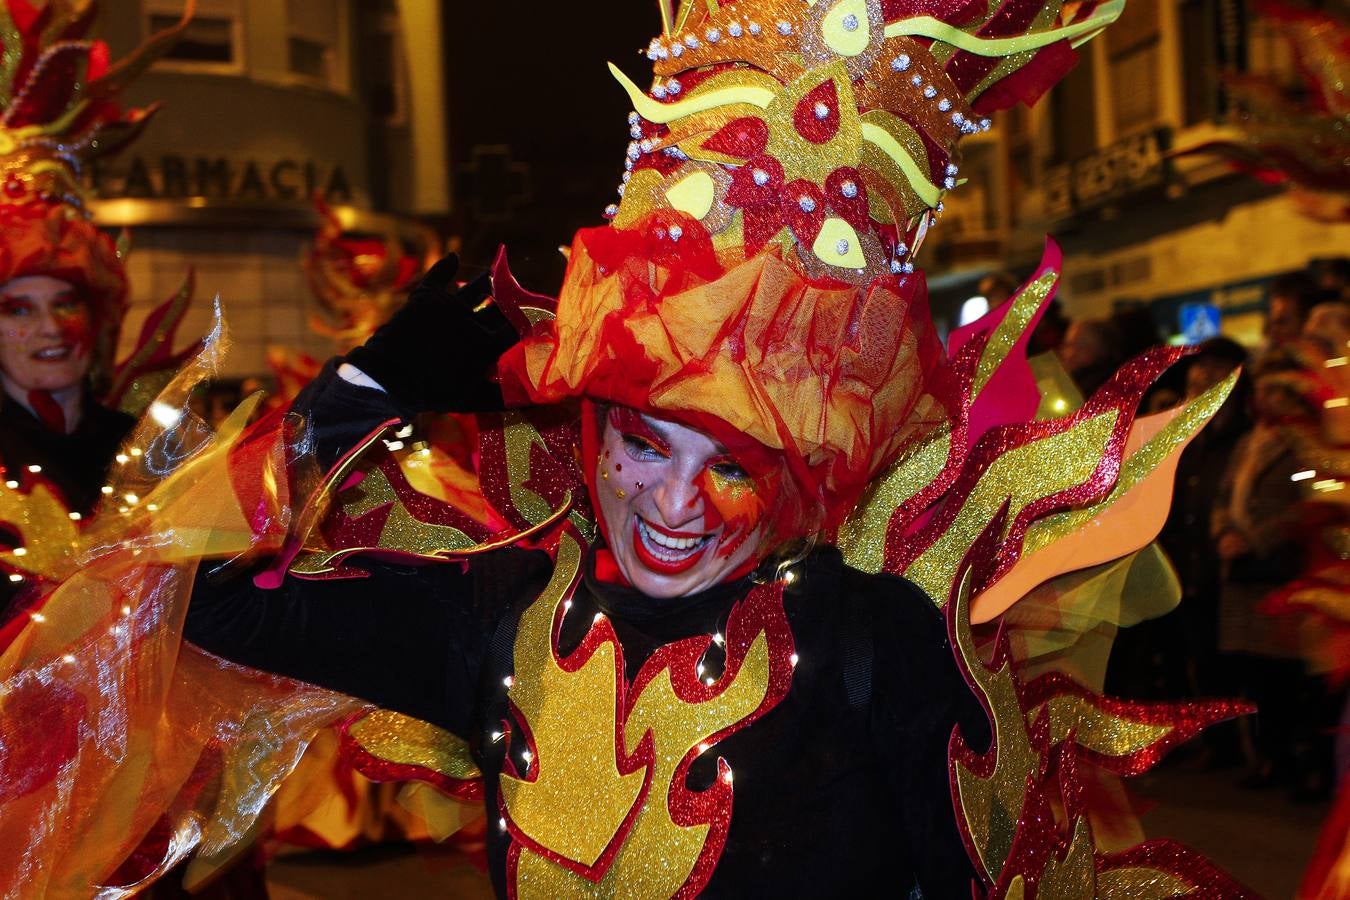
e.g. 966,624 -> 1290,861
696,466 -> 774,560
56,310 -> 92,356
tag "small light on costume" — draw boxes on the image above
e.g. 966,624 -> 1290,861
129,448 -> 143,458
697,662 -> 706,678
1292,470 -> 1316,482
491,731 -> 504,742
563,599 -> 573,612
1051,398 -> 1069,414
499,817 -> 508,832
789,653 -> 800,668
721,768 -> 734,785
395,424 -> 415,439
146,503 -> 159,512
1313,479 -> 1345,492
8,574 -> 22,583
521,749 -> 533,765
101,485 -> 114,495
782,569 -> 796,585
503,675 -> 515,688
124,493 -> 139,505
698,741 -> 711,754
4,481 -> 16,489
594,612 -> 606,624
26,464 -> 41,474
115,454 -> 129,465
122,605 -> 132,616
384,440 -> 405,452
62,654 -> 75,664
705,677 -> 716,686
1325,397 -> 1349,409
149,400 -> 183,429
1327,357 -> 1348,368
11,547 -> 25,557
958,296 -> 990,326
68,512 -> 81,521
712,632 -> 725,646
30,612 -> 44,622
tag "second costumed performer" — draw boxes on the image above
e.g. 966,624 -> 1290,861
0,0 -> 1259,895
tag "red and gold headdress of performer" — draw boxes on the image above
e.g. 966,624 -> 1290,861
499,0 -> 1125,531
0,0 -> 193,388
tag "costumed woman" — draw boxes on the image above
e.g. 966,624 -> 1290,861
0,0 -> 1259,896
0,2 -> 196,625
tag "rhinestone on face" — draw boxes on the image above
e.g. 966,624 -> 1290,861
777,21 -> 792,35
752,168 -> 770,186
946,163 -> 958,175
952,112 -> 965,125
748,22 -> 762,35
836,238 -> 850,255
604,204 -> 619,217
911,74 -> 923,86
729,22 -> 743,37
707,28 -> 721,42
628,111 -> 639,125
923,85 -> 937,99
669,224 -> 684,240
653,85 -> 668,99
813,101 -> 829,120
980,118 -> 992,131
938,98 -> 951,111
890,259 -> 904,274
671,42 -> 684,57
627,142 -> 640,160
841,13 -> 859,31
841,180 -> 858,198
798,196 -> 817,213
944,176 -> 956,189
685,35 -> 700,48
668,79 -> 682,94
892,53 -> 911,71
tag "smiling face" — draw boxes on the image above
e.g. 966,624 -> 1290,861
0,275 -> 93,395
595,406 -> 779,599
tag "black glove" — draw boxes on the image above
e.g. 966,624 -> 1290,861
344,254 -> 519,414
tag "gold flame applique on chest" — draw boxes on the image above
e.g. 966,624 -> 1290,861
499,534 -> 796,898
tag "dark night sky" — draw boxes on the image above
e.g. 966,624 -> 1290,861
443,2 -> 661,291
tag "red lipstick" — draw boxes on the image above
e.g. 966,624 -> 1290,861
631,517 -> 712,576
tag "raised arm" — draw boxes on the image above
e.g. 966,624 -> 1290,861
294,254 -> 521,471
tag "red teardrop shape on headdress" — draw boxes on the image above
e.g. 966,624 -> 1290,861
826,167 -> 870,229
726,153 -> 785,208
782,179 -> 826,244
793,80 -> 841,145
703,116 -> 770,158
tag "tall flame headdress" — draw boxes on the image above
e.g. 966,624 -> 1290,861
500,0 -> 1124,525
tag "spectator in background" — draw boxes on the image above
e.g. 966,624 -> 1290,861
1310,257 -> 1350,302
1213,349 -> 1317,790
1107,339 -> 1252,755
1029,298 -> 1069,356
1057,317 -> 1125,399
1263,273 -> 1321,356
978,271 -> 1020,309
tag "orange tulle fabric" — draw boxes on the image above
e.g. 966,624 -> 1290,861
499,225 -> 950,526
0,325 -> 369,894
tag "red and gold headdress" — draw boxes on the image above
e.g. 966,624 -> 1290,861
500,0 -> 1124,525
0,0 -> 193,383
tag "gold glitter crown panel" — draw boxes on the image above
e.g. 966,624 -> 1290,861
607,0 -> 1123,283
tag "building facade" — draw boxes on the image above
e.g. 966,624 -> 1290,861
94,0 -> 451,378
925,0 -> 1350,343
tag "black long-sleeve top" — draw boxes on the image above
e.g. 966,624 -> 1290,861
186,348 -> 990,898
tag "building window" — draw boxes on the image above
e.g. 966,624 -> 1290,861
367,14 -> 407,124
145,0 -> 242,70
286,0 -> 344,89
1050,50 -> 1098,164
1105,0 -> 1162,135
